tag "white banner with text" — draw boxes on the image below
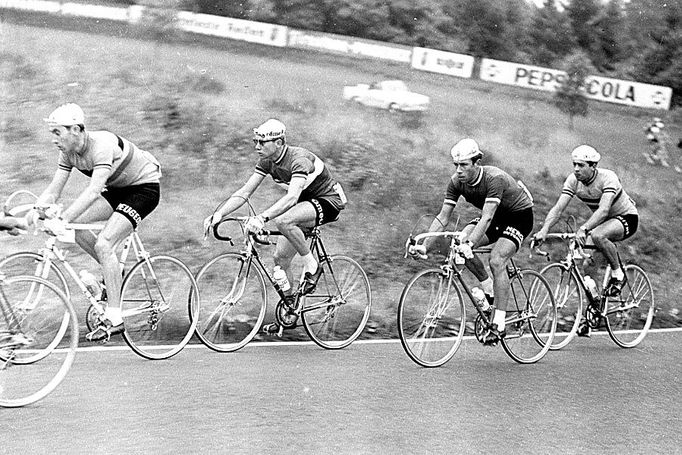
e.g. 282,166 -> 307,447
411,48 -> 475,79
288,29 -> 412,63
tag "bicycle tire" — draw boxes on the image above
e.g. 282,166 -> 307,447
397,268 -> 465,368
604,264 -> 654,348
500,269 -> 557,364
301,255 -> 371,350
120,256 -> 199,360
0,252 -> 71,300
193,253 -> 267,352
0,276 -> 78,408
540,263 -> 583,350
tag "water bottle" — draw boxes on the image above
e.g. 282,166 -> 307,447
584,275 -> 599,301
79,270 -> 102,300
273,266 -> 290,292
472,287 -> 490,311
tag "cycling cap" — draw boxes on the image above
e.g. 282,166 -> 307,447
253,119 -> 286,140
450,138 -> 482,162
650,126 -> 660,134
571,145 -> 601,163
44,103 -> 85,126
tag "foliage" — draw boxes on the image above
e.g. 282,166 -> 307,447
554,53 -> 592,129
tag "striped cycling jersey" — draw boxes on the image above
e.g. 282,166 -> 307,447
255,145 -> 344,209
57,131 -> 161,188
445,165 -> 533,214
562,168 -> 637,217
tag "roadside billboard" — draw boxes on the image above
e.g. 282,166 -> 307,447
411,48 -> 475,79
176,11 -> 287,47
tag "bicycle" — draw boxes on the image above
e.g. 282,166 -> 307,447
0,273 -> 78,407
398,230 -> 557,367
532,232 -> 655,349
0,192 -> 199,360
194,216 -> 372,351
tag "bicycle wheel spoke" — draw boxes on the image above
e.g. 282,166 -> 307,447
0,276 -> 78,407
605,264 -> 654,348
398,269 -> 464,367
194,253 -> 266,352
302,256 -> 371,350
501,270 -> 556,364
540,263 -> 582,350
120,256 -> 198,360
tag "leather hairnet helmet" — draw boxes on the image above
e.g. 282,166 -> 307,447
571,145 -> 601,163
450,138 -> 483,162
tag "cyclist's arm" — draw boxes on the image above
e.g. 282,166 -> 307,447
580,192 -> 616,232
259,175 -> 307,221
423,203 -> 455,251
61,167 -> 109,223
213,172 -> 264,220
36,168 -> 71,207
537,193 -> 572,237
466,200 -> 498,246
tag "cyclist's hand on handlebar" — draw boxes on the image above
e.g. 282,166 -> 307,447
575,227 -> 588,247
407,244 -> 428,260
245,215 -> 265,234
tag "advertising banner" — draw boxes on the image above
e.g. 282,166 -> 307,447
0,0 -> 59,13
61,3 -> 128,21
480,58 -> 672,110
411,47 -> 475,79
288,29 -> 412,63
176,11 -> 287,47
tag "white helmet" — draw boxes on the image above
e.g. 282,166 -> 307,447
450,138 -> 482,162
650,126 -> 660,134
253,119 -> 286,141
44,103 -> 85,126
571,145 -> 601,163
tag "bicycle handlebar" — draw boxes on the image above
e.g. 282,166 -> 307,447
212,217 -> 278,246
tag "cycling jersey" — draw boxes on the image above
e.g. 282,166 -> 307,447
255,145 -> 346,211
561,168 -> 637,217
444,166 -> 533,214
57,131 -> 161,188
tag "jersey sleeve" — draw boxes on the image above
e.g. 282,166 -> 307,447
290,155 -> 314,178
561,174 -> 578,198
484,174 -> 505,205
444,177 -> 459,206
91,144 -> 114,173
57,151 -> 73,172
255,158 -> 269,177
600,171 -> 622,198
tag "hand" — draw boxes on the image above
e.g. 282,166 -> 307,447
43,217 -> 67,237
575,226 -> 588,247
456,241 -> 474,259
532,231 -> 547,246
408,244 -> 427,260
245,215 -> 265,234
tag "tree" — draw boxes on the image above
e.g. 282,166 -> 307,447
527,0 -> 576,66
565,0 -> 601,52
589,0 -> 625,71
554,53 -> 592,130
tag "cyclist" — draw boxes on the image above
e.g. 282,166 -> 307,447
203,119 -> 347,334
31,103 -> 162,342
408,138 -> 534,346
535,145 -> 638,336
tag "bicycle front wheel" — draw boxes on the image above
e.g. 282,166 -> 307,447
540,263 -> 583,350
604,264 -> 654,348
194,253 -> 267,352
0,252 -> 71,299
397,269 -> 465,368
302,255 -> 371,349
501,269 -> 557,364
0,276 -> 78,408
120,256 -> 199,360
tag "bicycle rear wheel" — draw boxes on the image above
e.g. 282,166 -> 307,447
194,253 -> 267,352
302,255 -> 371,349
540,263 -> 583,350
397,269 -> 465,367
120,256 -> 199,360
604,264 -> 654,348
0,276 -> 78,407
501,269 -> 557,364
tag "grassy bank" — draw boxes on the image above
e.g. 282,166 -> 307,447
1,16 -> 681,338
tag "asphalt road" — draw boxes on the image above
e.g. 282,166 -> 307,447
2,329 -> 681,455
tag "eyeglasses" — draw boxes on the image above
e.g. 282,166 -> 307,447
253,138 -> 278,146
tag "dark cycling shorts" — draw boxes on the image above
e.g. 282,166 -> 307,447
614,214 -> 638,240
303,195 -> 344,226
467,207 -> 534,250
102,183 -> 160,229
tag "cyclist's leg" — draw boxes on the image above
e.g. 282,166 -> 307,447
590,215 -> 637,295
72,197 -> 113,260
273,201 -> 317,279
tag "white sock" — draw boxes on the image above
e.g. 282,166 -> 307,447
301,252 -> 318,276
480,277 -> 494,296
493,309 -> 506,331
104,307 -> 123,326
611,268 -> 624,280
